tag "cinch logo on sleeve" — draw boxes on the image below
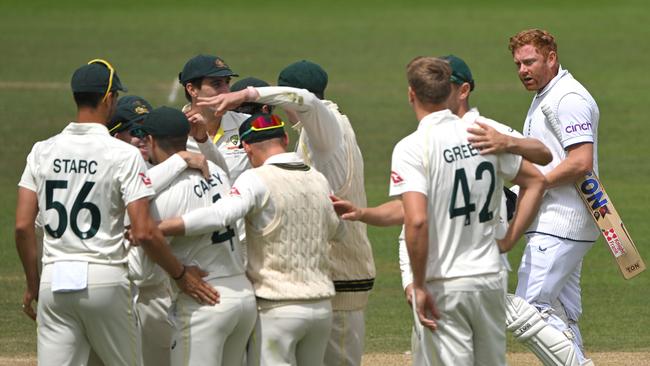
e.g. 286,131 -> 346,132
565,122 -> 592,133
230,186 -> 241,196
138,172 -> 152,187
390,171 -> 404,185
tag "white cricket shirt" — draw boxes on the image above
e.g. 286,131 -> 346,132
390,110 -> 522,280
522,66 -> 599,241
152,161 -> 244,279
19,123 -> 154,264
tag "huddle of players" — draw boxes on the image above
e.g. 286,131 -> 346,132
15,28 -> 599,366
16,53 -> 374,366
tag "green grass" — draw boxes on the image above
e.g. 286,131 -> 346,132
1,0 -> 649,357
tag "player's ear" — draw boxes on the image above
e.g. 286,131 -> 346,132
186,83 -> 199,99
460,83 -> 471,100
408,86 -> 416,106
546,50 -> 558,66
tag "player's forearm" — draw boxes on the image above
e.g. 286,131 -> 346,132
360,200 -> 404,226
195,141 -> 229,176
15,227 -> 40,292
545,157 -> 592,188
507,137 -> 552,166
405,220 -> 429,288
398,233 -> 414,289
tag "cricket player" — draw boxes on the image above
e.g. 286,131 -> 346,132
131,106 -> 256,366
14,59 -> 218,366
159,113 -> 343,366
504,29 -> 600,365
394,57 -> 546,365
179,54 -> 250,181
197,60 -> 374,366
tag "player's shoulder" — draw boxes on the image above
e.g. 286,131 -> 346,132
475,116 -> 523,137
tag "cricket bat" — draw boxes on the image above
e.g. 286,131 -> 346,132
541,105 -> 645,279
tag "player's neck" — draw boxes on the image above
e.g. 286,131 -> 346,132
414,103 -> 447,121
206,117 -> 223,138
76,108 -> 108,125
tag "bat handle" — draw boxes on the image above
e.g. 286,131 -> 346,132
540,104 -> 564,143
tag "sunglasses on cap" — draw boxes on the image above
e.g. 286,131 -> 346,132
87,58 -> 115,103
240,114 -> 285,141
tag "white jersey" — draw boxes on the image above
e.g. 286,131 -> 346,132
522,66 -> 599,241
390,110 -> 522,280
18,123 -> 154,265
152,161 -> 244,279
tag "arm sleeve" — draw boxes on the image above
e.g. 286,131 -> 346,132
195,139 -> 230,176
556,93 -> 595,148
497,151 -> 523,182
389,137 -> 428,197
147,153 -> 187,193
182,171 -> 264,235
118,151 -> 155,205
256,86 -> 342,153
18,147 -> 38,192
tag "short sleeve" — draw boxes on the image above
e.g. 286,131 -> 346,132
497,152 -> 523,181
118,151 -> 155,205
18,148 -> 38,192
557,93 -> 595,148
389,136 -> 428,197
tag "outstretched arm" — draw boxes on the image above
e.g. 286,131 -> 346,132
331,195 -> 404,226
467,121 -> 552,165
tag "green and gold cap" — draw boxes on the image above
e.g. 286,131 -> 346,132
135,106 -> 190,138
71,60 -> 127,93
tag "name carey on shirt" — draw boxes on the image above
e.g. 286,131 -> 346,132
193,172 -> 225,198
53,158 -> 98,174
443,143 -> 479,163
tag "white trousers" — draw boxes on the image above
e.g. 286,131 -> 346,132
170,274 -> 257,366
516,233 -> 594,360
137,280 -> 173,366
38,263 -> 140,366
248,299 -> 333,366
412,273 -> 506,366
323,309 -> 365,366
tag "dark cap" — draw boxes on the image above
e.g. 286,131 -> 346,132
71,60 -> 127,93
178,55 -> 238,85
278,60 -> 328,98
108,96 -> 153,134
136,106 -> 190,138
238,113 -> 286,147
440,55 -> 474,91
230,77 -> 270,92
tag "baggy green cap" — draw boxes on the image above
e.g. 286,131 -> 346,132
107,96 -> 153,134
71,60 -> 127,93
178,55 -> 238,85
136,106 -> 190,138
441,55 -> 475,91
278,60 -> 328,98
230,77 -> 270,92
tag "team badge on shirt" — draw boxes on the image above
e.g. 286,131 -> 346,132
390,171 -> 404,185
229,135 -> 240,147
138,172 -> 152,187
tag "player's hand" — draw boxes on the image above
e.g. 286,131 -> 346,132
467,121 -> 511,155
330,195 -> 363,221
177,151 -> 210,179
413,286 -> 440,331
185,109 -> 209,143
175,265 -> 220,306
22,287 -> 38,321
197,90 -> 248,117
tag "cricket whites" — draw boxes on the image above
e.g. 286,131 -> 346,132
541,104 -> 645,279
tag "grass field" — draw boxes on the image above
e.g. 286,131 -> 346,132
1,0 -> 649,361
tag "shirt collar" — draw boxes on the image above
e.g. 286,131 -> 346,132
536,66 -> 569,98
62,122 -> 110,135
417,109 -> 456,129
263,152 -> 304,165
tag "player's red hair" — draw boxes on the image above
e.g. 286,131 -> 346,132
509,29 -> 558,58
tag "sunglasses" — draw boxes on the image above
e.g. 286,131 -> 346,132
87,58 -> 115,103
240,114 -> 285,140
